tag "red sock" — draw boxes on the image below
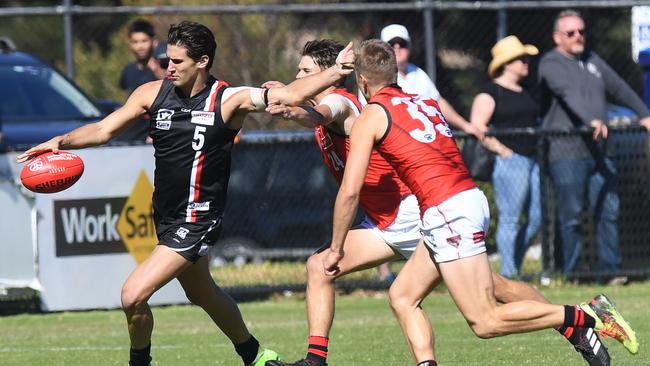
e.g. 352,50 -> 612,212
305,335 -> 328,365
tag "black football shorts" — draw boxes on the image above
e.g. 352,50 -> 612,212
156,216 -> 223,263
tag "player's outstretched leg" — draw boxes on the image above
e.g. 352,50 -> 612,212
176,256 -> 280,365
121,245 -> 194,366
492,274 -> 610,366
568,327 -> 610,366
580,294 -> 639,355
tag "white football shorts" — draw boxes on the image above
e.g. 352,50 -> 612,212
360,194 -> 421,259
420,187 -> 490,263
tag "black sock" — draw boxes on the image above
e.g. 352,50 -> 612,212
417,361 -> 437,366
562,305 -> 596,329
129,343 -> 151,366
234,335 -> 260,365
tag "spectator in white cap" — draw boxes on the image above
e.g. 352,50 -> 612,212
374,24 -> 482,138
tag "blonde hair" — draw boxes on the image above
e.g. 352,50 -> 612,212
354,39 -> 397,86
553,9 -> 583,32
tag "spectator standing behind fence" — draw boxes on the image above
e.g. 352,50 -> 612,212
539,10 -> 650,279
469,35 -> 541,279
370,24 -> 483,138
370,24 -> 483,282
116,20 -> 165,143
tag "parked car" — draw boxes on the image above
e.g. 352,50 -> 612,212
0,37 -> 116,151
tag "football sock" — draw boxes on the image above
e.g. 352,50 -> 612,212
129,343 -> 151,366
417,361 -> 437,366
234,335 -> 260,365
563,305 -> 596,329
305,335 -> 329,365
556,325 -> 579,344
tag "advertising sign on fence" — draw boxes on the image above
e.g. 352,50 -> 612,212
632,6 -> 650,62
36,146 -> 187,311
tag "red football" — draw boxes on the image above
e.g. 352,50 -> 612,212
20,151 -> 84,193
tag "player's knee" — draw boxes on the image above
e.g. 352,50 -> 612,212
492,274 -> 514,303
388,286 -> 413,314
120,284 -> 148,314
183,289 -> 205,307
306,254 -> 330,282
468,316 -> 499,339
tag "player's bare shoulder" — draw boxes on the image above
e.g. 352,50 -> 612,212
122,79 -> 165,113
354,103 -> 389,142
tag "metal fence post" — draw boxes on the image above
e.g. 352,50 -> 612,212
497,0 -> 507,42
63,0 -> 74,79
422,0 -> 436,83
538,132 -> 554,284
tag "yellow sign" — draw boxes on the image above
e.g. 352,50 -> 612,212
117,171 -> 157,263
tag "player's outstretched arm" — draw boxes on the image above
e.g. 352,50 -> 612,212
325,104 -> 386,275
267,41 -> 354,107
17,81 -> 160,162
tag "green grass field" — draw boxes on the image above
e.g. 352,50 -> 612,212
0,281 -> 648,365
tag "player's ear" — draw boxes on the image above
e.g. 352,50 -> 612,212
197,55 -> 210,69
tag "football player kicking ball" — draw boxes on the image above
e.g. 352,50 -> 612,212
264,40 -> 615,366
17,21 -> 355,366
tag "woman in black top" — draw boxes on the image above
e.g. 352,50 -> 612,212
470,36 -> 541,278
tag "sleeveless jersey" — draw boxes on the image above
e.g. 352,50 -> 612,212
148,77 -> 238,224
315,88 -> 411,229
369,85 -> 476,215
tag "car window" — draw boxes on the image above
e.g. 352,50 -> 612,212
0,66 -> 101,122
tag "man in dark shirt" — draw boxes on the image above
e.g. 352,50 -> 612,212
119,20 -> 164,93
539,9 -> 650,277
117,20 -> 166,143
18,21 -> 355,366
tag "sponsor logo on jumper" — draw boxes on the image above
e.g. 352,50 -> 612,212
191,111 -> 214,126
155,109 -> 174,130
317,129 -> 334,150
175,227 -> 190,240
156,109 -> 174,121
181,108 -> 191,112
155,120 -> 171,130
446,235 -> 461,248
187,201 -> 210,211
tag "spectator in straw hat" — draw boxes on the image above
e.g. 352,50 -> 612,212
470,35 -> 541,278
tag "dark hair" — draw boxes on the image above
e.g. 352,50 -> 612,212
168,21 -> 217,69
355,39 -> 397,85
128,20 -> 155,38
301,39 -> 344,70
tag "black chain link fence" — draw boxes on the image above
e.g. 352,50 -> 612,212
1,2 -> 649,306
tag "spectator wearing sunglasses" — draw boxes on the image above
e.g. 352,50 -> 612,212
539,9 -> 650,278
361,24 -> 483,138
469,35 -> 541,279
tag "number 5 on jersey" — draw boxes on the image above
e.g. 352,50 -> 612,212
192,126 -> 207,151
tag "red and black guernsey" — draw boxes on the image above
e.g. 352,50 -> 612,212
314,88 -> 411,229
370,85 -> 476,215
148,77 -> 238,224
